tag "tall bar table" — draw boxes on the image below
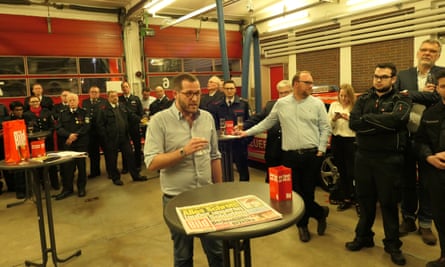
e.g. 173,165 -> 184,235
0,156 -> 82,267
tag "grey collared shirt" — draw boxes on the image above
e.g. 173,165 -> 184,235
144,104 -> 221,196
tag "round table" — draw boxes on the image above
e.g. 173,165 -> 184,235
163,182 -> 304,267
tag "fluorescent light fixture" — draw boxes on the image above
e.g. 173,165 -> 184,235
268,10 -> 309,28
146,0 -> 176,15
160,2 -> 217,29
347,0 -> 398,11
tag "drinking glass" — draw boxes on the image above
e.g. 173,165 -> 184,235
219,118 -> 226,136
237,116 -> 244,131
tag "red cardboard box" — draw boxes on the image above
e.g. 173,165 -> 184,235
225,120 -> 234,135
31,140 -> 46,158
269,166 -> 292,201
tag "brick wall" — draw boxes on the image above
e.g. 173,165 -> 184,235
351,38 -> 413,93
296,48 -> 340,87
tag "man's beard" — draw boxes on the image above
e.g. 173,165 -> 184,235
375,85 -> 392,94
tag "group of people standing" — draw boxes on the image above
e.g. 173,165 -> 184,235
145,38 -> 445,267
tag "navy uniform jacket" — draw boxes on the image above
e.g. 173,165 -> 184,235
56,108 -> 90,151
53,103 -> 69,120
82,97 -> 107,134
199,90 -> 225,110
394,66 -> 445,106
118,94 -> 143,125
24,95 -> 53,112
208,95 -> 251,129
96,102 -> 138,144
149,96 -> 172,116
23,108 -> 54,132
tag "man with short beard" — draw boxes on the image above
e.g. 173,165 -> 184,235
346,63 -> 412,266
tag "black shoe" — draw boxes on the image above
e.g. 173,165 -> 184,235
399,218 -> 416,236
384,248 -> 406,266
427,257 -> 445,267
133,175 -> 148,182
298,226 -> 310,242
113,179 -> 124,186
345,238 -> 375,251
317,206 -> 329,235
88,174 -> 100,179
337,202 -> 352,211
52,184 -> 60,190
16,191 -> 26,199
78,188 -> 86,197
121,169 -> 128,174
55,190 -> 74,200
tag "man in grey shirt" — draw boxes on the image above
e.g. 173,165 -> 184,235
238,71 -> 331,243
144,73 -> 223,267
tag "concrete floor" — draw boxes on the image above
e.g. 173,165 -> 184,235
0,162 -> 441,267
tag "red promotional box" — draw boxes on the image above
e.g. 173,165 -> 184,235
269,166 -> 293,201
225,120 -> 234,135
31,140 -> 46,158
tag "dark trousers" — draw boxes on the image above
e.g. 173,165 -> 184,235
87,133 -> 104,176
425,167 -> 445,257
122,126 -> 142,170
354,151 -> 403,250
232,140 -> 250,182
104,136 -> 139,181
331,135 -> 356,200
400,139 -> 433,226
282,150 -> 324,227
61,157 -> 87,191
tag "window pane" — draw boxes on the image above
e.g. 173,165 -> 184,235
28,57 -> 77,74
31,78 -> 79,96
79,58 -> 122,74
81,77 -> 121,93
0,79 -> 26,97
148,59 -> 182,72
214,59 -> 242,72
184,59 -> 213,72
0,57 -> 25,75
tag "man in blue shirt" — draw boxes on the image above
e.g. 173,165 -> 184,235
239,71 -> 331,243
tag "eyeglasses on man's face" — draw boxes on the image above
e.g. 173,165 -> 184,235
299,80 -> 313,85
373,75 -> 392,80
180,91 -> 201,98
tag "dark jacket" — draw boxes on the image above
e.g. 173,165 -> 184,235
23,108 -> 54,132
149,96 -> 172,116
349,88 -> 412,153
82,97 -> 107,134
53,103 -> 69,120
97,102 -> 137,144
208,95 -> 251,129
394,66 -> 445,106
56,108 -> 90,151
199,90 -> 225,110
415,101 -> 445,161
118,94 -> 143,125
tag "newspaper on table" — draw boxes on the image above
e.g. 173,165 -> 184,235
176,195 -> 283,235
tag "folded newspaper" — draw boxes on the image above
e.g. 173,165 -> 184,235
176,195 -> 283,235
30,151 -> 88,163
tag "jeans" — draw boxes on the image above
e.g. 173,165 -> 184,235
162,195 -> 223,267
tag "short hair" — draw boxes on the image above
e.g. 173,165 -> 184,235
435,70 -> 445,81
142,87 -> 151,93
375,63 -> 397,77
291,71 -> 312,86
276,80 -> 291,90
208,76 -> 221,83
107,90 -> 118,96
338,83 -> 356,107
173,73 -> 199,91
89,86 -> 100,92
9,101 -> 23,110
421,38 -> 442,54
223,80 -> 236,87
121,81 -> 129,88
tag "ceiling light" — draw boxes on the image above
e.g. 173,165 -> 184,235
161,3 -> 216,29
146,0 -> 176,15
347,0 -> 398,11
267,10 -> 310,32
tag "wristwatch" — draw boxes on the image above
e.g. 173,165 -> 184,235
180,147 -> 186,157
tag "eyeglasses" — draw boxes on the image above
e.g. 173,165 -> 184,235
224,87 -> 236,90
180,91 -> 201,98
30,100 -> 40,103
373,75 -> 392,80
299,81 -> 313,85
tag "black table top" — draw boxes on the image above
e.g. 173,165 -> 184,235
164,182 -> 304,240
28,130 -> 52,140
0,156 -> 72,171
